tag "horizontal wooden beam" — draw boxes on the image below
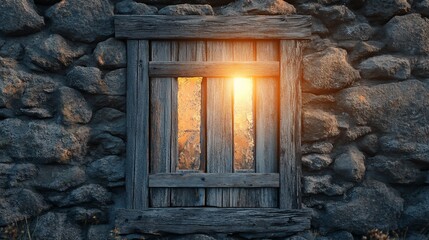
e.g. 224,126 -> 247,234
115,15 -> 312,40
149,61 -> 279,77
149,173 -> 279,188
116,208 -> 311,235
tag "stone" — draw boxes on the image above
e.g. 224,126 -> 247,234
302,154 -> 333,171
25,34 -> 86,72
303,47 -> 360,93
94,38 -> 127,69
32,166 -> 86,191
32,212 -> 82,240
378,135 -> 429,166
414,0 -> 429,16
0,119 -> 89,163
91,108 -> 126,138
412,57 -> 429,77
303,175 -> 353,196
35,0 -> 61,4
337,80 -> 429,135
407,233 -> 429,240
0,0 -> 45,36
87,225 -> 111,240
0,163 -> 38,188
302,108 -> 340,142
317,5 -> 355,26
349,41 -> 384,63
357,134 -> 379,155
345,126 -> 372,141
302,93 -> 335,106
367,155 -> 425,184
68,207 -> 107,225
46,0 -> 114,43
317,180 -> 403,234
89,95 -> 126,112
67,66 -> 126,95
0,189 -> 50,226
400,187 -> 429,230
137,0 -> 234,6
20,108 -> 53,119
90,133 -> 126,155
333,22 -> 374,41
333,146 -> 365,182
311,17 -> 329,36
58,184 -> 112,207
20,74 -> 58,108
159,4 -> 214,15
302,142 -> 334,154
58,87 -> 93,125
362,0 -> 410,21
87,155 -> 124,186
0,42 -> 24,60
359,55 -> 411,80
115,0 -> 158,15
384,14 -> 429,55
167,234 -> 217,240
217,0 -> 296,16
0,68 -> 25,108
326,231 -> 354,240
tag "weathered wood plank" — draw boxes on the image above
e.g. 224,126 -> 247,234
115,15 -> 312,40
150,41 -> 178,207
148,61 -> 279,77
279,40 -> 303,209
126,40 -> 150,209
149,173 -> 279,188
171,41 -> 206,207
116,208 -> 311,235
206,41 -> 233,207
255,40 -> 279,208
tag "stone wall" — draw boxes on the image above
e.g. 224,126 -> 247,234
0,0 -> 428,239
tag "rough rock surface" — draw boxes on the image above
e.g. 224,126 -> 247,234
303,175 -> 353,196
87,225 -> 111,240
32,166 -> 86,191
302,142 -> 334,154
384,13 -> 429,55
362,0 -> 410,21
217,0 -> 295,15
87,155 -> 124,186
359,55 -> 410,80
57,184 -> 112,207
46,0 -> 114,43
412,57 -> 429,77
0,68 -> 25,108
94,38 -> 127,69
91,108 -> 126,138
332,22 -> 374,41
0,163 -> 38,188
303,47 -> 360,93
159,4 -> 214,15
32,212 -> 82,240
414,0 -> 429,16
0,0 -> 45,35
317,180 -> 404,234
333,146 -> 365,182
317,5 -> 355,26
303,109 -> 340,142
400,187 -> 429,229
349,41 -> 384,62
0,119 -> 89,163
115,0 -> 158,15
58,87 -> 92,125
367,155 -> 424,184
302,154 -> 333,171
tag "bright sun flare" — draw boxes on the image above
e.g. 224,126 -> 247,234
233,77 -> 253,100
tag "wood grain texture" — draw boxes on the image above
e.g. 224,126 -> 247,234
279,40 -> 303,209
116,208 -> 311,235
126,40 -> 150,209
171,41 -> 206,207
115,15 -> 312,40
149,61 -> 279,77
150,41 -> 178,207
149,173 -> 279,188
255,40 -> 279,208
206,41 -> 233,207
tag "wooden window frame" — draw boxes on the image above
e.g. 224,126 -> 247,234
114,15 -> 312,237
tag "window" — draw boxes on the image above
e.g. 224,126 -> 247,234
115,15 -> 312,237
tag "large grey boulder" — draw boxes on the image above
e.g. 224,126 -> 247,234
58,87 -> 92,125
0,0 -> 45,36
91,108 -> 126,138
362,0 -> 410,21
332,22 -> 374,41
385,13 -> 429,55
32,212 -> 82,240
87,155 -> 125,187
367,155 -> 425,184
217,0 -> 295,15
359,55 -> 410,80
90,133 -> 126,155
302,154 -> 333,171
57,184 -> 112,207
46,0 -> 114,43
115,0 -> 158,15
302,108 -> 340,142
303,47 -> 360,93
159,4 -> 214,15
25,34 -> 86,72
349,41 -> 384,63
302,142 -> 333,154
333,146 -> 365,182
317,180 -> 404,234
317,5 -> 355,26
0,163 -> 38,188
94,38 -> 127,69
303,175 -> 353,196
400,187 -> 429,230
0,119 -> 89,163
32,166 -> 86,191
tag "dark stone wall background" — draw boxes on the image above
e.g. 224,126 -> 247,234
0,0 -> 428,239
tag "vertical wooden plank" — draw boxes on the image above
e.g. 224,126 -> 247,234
230,41 -> 258,207
171,41 -> 206,207
150,40 -> 178,207
255,40 -> 279,208
126,40 -> 150,209
206,40 -> 234,207
279,40 -> 303,209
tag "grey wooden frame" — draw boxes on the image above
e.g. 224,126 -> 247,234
116,15 -> 311,237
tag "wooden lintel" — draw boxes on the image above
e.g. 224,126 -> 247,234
148,61 -> 279,77
148,173 -> 279,188
116,208 -> 311,235
115,15 -> 312,40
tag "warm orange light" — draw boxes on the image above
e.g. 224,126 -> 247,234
233,77 -> 253,101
